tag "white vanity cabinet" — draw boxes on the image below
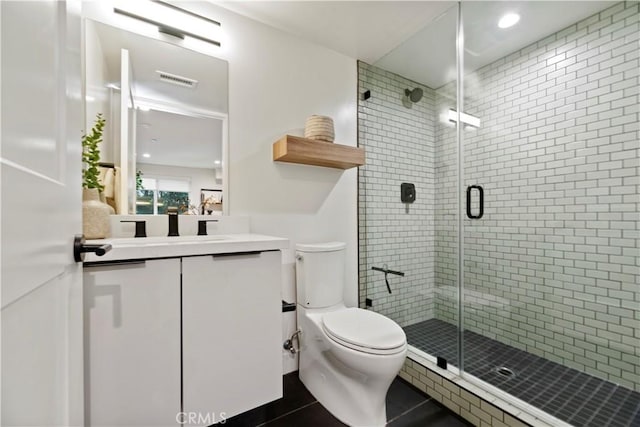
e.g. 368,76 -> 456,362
182,250 -> 282,422
83,233 -> 288,427
83,258 -> 181,427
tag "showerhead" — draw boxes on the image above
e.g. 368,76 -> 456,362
405,88 -> 423,103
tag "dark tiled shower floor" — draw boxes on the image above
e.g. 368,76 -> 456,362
404,318 -> 640,427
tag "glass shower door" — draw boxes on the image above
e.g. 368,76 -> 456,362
359,4 -> 461,368
460,2 -> 640,426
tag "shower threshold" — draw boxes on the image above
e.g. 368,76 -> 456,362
404,319 -> 640,427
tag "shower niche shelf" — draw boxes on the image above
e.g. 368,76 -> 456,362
273,135 -> 365,170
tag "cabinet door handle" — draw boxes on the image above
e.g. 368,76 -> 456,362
212,251 -> 263,258
83,259 -> 147,268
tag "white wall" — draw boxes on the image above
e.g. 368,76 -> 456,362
137,162 -> 220,210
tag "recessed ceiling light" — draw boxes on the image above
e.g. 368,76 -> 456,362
498,13 -> 520,29
142,153 -> 151,158
214,160 -> 221,165
137,106 -> 151,112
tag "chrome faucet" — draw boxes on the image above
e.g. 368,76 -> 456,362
167,207 -> 179,236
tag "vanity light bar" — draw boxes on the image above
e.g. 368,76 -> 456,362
113,0 -> 221,47
151,0 -> 221,26
448,109 -> 481,128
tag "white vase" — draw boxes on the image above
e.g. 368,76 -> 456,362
99,191 -> 116,214
304,115 -> 335,142
83,188 -> 111,239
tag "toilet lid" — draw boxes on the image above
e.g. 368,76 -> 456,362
322,308 -> 406,352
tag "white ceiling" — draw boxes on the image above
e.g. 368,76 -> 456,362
217,1 -> 455,63
92,20 -> 227,169
136,110 -> 223,169
217,1 -> 614,88
376,1 -> 613,88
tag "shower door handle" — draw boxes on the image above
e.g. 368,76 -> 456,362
466,185 -> 484,219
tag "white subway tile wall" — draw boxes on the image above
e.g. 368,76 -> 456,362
359,0 -> 639,393
358,62 -> 437,326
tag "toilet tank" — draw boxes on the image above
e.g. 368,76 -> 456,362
295,242 -> 346,308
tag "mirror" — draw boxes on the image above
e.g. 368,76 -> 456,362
84,19 -> 228,215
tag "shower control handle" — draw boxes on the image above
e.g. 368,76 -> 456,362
466,185 -> 484,219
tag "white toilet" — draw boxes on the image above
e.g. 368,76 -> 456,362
295,242 -> 407,427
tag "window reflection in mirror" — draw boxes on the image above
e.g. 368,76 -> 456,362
84,19 -> 228,215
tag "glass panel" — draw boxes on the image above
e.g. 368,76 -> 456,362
157,178 -> 190,193
84,18 -> 229,216
359,4 -> 460,367
136,189 -> 154,215
461,2 -> 639,425
157,191 -> 189,215
141,177 -> 156,190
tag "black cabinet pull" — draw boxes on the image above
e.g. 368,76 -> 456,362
212,251 -> 263,258
84,259 -> 146,268
466,185 -> 484,219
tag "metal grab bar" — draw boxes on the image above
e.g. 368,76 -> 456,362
371,266 -> 405,276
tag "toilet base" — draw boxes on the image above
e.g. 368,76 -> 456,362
299,362 -> 389,427
297,306 -> 407,427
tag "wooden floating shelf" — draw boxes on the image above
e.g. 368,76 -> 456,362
272,135 -> 365,170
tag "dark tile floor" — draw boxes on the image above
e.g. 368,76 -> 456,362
216,372 -> 472,426
404,318 -> 640,427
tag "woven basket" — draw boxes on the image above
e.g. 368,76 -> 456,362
304,115 -> 335,142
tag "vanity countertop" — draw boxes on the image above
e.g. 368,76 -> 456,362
83,234 -> 289,263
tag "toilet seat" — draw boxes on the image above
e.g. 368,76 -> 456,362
322,308 -> 406,355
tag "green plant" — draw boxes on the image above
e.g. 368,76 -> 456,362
82,113 -> 106,191
136,170 -> 144,191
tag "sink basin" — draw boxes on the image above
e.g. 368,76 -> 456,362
108,235 -> 231,247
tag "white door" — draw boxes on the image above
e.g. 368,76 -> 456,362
1,1 -> 84,426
